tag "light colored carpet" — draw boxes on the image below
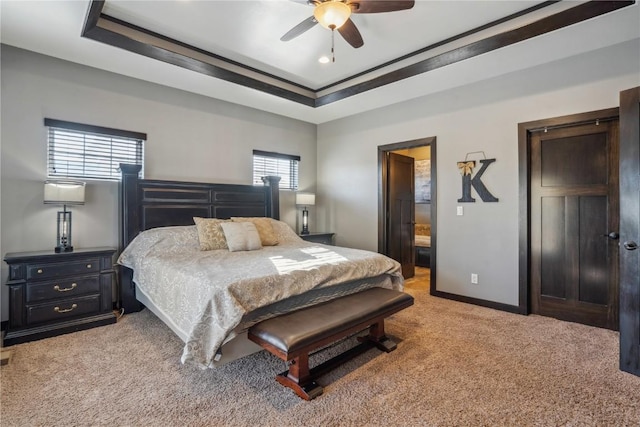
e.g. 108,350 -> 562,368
2,271 -> 639,426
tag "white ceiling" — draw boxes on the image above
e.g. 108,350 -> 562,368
1,1 -> 639,124
101,0 -> 542,89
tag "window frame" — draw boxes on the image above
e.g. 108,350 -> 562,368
45,118 -> 145,182
252,149 -> 300,190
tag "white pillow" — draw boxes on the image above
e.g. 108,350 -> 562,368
220,222 -> 262,252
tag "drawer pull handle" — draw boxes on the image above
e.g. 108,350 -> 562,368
54,304 -> 78,314
86,264 -> 92,268
37,269 -> 43,274
53,283 -> 77,292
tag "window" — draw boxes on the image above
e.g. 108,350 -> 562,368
46,118 -> 145,181
252,150 -> 300,190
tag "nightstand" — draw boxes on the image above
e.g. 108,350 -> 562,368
299,232 -> 335,245
3,247 -> 117,346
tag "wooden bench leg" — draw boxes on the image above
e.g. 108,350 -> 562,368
271,321 -> 398,400
359,320 -> 398,353
277,320 -> 398,400
276,353 -> 323,400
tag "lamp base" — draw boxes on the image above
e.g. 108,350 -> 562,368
55,245 -> 74,253
301,207 -> 310,235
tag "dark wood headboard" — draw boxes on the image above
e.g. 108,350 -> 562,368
118,163 -> 281,313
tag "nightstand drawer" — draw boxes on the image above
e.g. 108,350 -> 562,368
26,295 -> 100,325
27,259 -> 100,280
26,276 -> 100,303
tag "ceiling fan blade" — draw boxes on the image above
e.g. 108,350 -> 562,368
351,0 -> 415,14
338,18 -> 364,48
280,16 -> 318,41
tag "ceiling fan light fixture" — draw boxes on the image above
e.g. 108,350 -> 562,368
314,1 -> 351,30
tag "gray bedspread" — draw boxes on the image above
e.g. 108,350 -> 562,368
118,220 -> 403,368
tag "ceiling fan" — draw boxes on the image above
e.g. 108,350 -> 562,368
281,0 -> 416,49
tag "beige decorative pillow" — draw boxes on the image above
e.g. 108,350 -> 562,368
231,217 -> 278,246
193,217 -> 229,251
220,222 -> 262,252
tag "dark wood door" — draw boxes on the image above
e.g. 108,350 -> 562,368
530,120 -> 619,330
388,152 -> 415,279
619,87 -> 640,376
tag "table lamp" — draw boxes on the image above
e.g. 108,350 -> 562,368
44,180 -> 85,253
295,193 -> 315,235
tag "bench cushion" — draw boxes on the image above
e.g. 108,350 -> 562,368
249,288 -> 413,354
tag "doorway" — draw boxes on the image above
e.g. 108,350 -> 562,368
378,137 -> 436,288
519,108 -> 620,330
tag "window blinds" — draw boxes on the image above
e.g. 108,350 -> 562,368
45,119 -> 145,181
252,150 -> 300,190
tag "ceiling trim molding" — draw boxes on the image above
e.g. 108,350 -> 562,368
81,0 -> 635,109
315,0 -> 558,92
316,0 -> 635,106
100,14 -> 316,94
82,2 -> 315,106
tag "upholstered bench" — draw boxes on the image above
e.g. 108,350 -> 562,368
248,287 -> 414,400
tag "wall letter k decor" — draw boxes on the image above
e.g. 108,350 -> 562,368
457,158 -> 499,203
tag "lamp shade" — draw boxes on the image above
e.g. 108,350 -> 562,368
296,193 -> 315,206
44,180 -> 86,205
314,1 -> 351,30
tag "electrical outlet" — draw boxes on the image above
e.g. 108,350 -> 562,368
457,206 -> 464,216
471,273 -> 478,284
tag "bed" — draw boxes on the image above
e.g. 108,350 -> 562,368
415,223 -> 431,268
117,164 -> 404,368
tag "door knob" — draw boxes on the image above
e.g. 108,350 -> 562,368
623,241 -> 638,251
602,232 -> 619,240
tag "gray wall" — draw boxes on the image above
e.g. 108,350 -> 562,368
0,45 -> 317,321
2,39 -> 639,322
316,39 -> 640,307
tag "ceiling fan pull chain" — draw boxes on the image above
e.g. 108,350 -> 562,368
331,29 -> 336,63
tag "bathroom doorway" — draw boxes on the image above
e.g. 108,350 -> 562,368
378,136 -> 436,287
